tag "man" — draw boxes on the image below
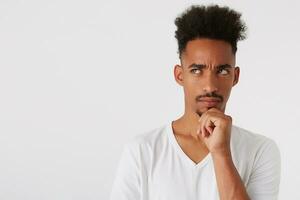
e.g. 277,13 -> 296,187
110,4 -> 281,200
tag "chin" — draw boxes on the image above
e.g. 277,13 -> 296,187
195,105 -> 223,116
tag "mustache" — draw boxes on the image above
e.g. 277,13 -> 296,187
196,92 -> 223,102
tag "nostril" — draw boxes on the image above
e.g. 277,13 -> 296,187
202,87 -> 218,93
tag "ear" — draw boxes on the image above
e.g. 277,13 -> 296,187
233,66 -> 240,86
174,64 -> 184,86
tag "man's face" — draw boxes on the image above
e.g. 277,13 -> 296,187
174,38 -> 240,116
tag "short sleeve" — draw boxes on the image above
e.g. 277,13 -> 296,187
110,142 -> 141,200
246,139 -> 281,200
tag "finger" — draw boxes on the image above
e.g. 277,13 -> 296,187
201,117 -> 208,137
197,123 -> 207,137
200,113 -> 211,138
206,116 -> 216,134
202,111 -> 220,137
196,119 -> 207,138
197,109 -> 213,137
206,124 -> 214,135
197,114 -> 204,135
207,107 -> 223,114
196,122 -> 201,135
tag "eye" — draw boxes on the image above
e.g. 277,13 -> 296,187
217,68 -> 229,75
190,69 -> 201,74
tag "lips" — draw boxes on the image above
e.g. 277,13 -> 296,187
197,98 -> 221,107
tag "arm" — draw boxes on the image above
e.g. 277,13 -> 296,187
196,108 -> 250,200
212,150 -> 250,200
246,139 -> 281,200
110,142 -> 141,200
196,108 -> 280,200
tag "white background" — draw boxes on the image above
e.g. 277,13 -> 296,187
0,0 -> 299,199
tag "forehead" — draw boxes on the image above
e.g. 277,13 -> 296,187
181,38 -> 235,67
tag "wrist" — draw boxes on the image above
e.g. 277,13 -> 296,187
211,148 -> 232,159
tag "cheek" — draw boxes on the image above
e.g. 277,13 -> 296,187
184,73 -> 204,87
220,85 -> 233,100
183,82 -> 200,102
219,83 -> 230,91
186,82 -> 202,97
183,74 -> 198,89
214,80 -> 233,101
218,77 -> 234,89
183,83 -> 196,97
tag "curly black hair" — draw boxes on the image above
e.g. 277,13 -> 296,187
175,4 -> 247,58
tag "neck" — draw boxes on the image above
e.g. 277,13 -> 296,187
172,111 -> 199,136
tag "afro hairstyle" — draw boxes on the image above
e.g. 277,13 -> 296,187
174,4 -> 247,58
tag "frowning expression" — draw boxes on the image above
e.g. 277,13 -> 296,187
174,38 -> 240,116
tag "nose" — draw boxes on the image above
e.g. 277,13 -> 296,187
202,73 -> 218,93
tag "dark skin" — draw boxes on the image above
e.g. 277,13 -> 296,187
172,38 -> 250,200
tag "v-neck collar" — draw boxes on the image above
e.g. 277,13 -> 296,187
167,120 -> 211,169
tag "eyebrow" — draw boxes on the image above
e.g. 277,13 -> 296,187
188,63 -> 233,69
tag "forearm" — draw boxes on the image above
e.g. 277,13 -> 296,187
211,150 -> 250,200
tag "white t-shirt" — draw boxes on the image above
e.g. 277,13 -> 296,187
110,121 -> 281,200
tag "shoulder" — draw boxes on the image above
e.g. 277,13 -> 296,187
231,125 -> 279,152
123,122 -> 169,154
230,125 -> 281,167
231,126 -> 281,198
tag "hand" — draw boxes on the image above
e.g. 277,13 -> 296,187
196,108 -> 232,155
